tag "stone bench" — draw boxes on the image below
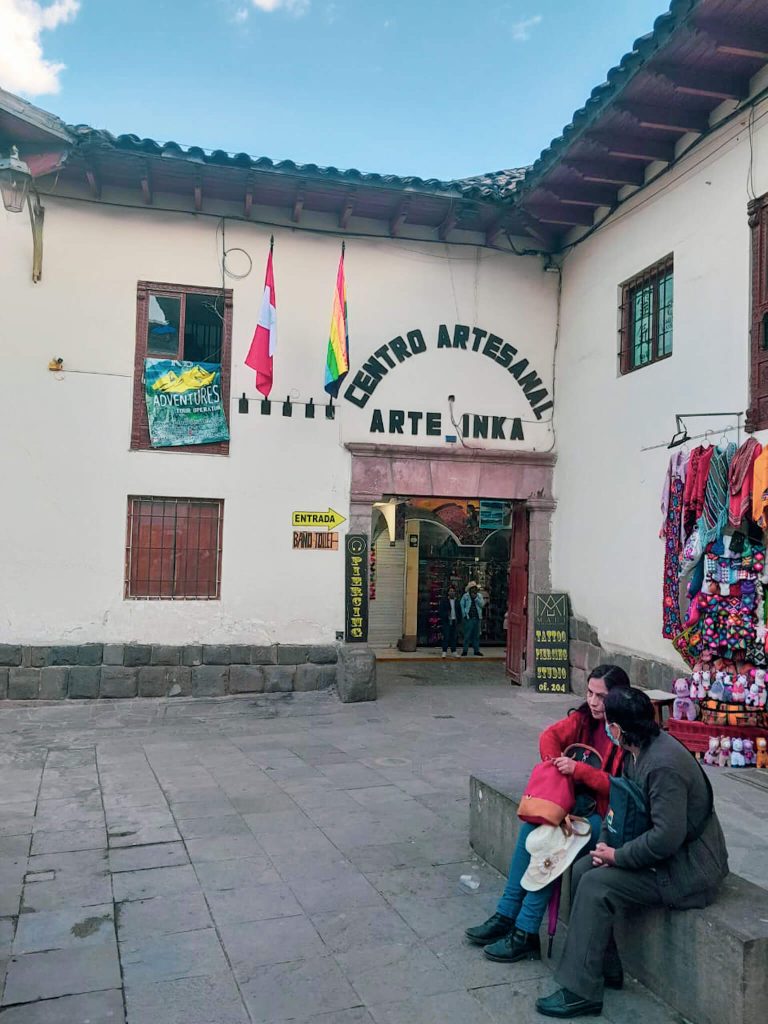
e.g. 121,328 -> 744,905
469,771 -> 768,1024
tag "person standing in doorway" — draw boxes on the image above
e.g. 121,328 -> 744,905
460,581 -> 485,656
439,585 -> 462,657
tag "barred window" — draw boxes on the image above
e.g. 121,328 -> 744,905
619,256 -> 673,374
125,497 -> 223,600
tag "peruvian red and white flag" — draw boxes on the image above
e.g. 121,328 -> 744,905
245,239 -> 277,397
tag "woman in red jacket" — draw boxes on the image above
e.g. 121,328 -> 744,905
465,664 -> 629,964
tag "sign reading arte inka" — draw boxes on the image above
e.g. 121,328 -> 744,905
345,534 -> 369,643
342,323 -> 553,443
144,359 -> 229,447
533,593 -> 571,694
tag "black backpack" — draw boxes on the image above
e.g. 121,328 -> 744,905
604,745 -> 714,850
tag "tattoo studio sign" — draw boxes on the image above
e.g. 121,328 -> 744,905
342,323 -> 552,442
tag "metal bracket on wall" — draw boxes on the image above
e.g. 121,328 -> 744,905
28,192 -> 44,284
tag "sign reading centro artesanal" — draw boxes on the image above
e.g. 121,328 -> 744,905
342,323 -> 553,441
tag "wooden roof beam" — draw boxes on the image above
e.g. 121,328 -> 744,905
699,21 -> 768,61
485,217 -> 506,247
339,191 -> 355,229
84,163 -> 100,199
550,183 -> 617,207
292,188 -> 305,223
194,176 -> 203,212
515,210 -> 558,250
526,203 -> 595,227
564,158 -> 646,186
590,132 -> 676,163
619,101 -> 710,134
653,64 -> 749,101
140,161 -> 152,205
390,198 -> 410,237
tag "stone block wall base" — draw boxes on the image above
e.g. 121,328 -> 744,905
567,614 -> 684,697
0,644 -> 343,701
337,645 -> 377,703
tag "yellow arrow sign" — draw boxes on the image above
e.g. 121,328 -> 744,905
292,508 -> 347,531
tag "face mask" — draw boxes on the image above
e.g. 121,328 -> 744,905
604,720 -> 622,747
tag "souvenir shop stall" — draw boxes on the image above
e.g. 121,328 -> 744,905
661,436 -> 768,768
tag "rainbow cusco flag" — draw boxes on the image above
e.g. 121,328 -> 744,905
324,245 -> 349,397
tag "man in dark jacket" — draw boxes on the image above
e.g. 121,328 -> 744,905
438,585 -> 462,657
536,687 -> 729,1019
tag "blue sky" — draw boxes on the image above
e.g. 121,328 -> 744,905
3,0 -> 668,179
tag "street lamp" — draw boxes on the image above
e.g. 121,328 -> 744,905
0,146 -> 32,214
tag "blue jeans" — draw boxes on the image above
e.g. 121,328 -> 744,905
496,813 -> 602,933
462,618 -> 480,654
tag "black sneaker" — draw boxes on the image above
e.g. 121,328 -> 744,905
535,988 -> 603,1018
461,651 -> 468,657
464,913 -> 514,946
483,927 -> 541,962
475,651 -> 484,656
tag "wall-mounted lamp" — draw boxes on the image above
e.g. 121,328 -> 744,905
0,146 -> 31,213
0,146 -> 44,283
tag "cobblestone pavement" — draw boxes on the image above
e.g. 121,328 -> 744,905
0,663 -> 708,1023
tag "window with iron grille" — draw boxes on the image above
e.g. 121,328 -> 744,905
618,256 -> 673,375
747,195 -> 768,432
125,497 -> 224,600
131,282 -> 233,454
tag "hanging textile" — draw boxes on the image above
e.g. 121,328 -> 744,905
659,449 -> 688,539
696,443 -> 736,547
682,446 -> 713,539
752,446 -> 768,529
661,452 -> 687,639
728,437 -> 762,528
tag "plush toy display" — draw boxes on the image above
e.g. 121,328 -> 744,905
717,736 -> 732,768
743,739 -> 756,767
710,673 -> 725,701
672,678 -> 697,721
730,737 -> 746,768
732,675 -> 748,703
757,737 -> 768,769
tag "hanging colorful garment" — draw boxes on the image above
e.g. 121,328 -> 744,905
752,446 -> 768,529
728,437 -> 762,528
659,449 -> 688,539
682,446 -> 713,539
697,443 -> 736,547
661,452 -> 686,638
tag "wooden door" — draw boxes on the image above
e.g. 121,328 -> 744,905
506,503 -> 529,684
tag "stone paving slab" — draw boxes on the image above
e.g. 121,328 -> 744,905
0,664 -> 716,1023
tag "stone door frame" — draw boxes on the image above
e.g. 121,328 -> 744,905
346,443 -> 556,685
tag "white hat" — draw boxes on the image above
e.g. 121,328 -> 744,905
520,818 -> 592,892
466,580 -> 479,590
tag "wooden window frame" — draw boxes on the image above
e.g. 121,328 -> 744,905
131,281 -> 233,454
125,496 -> 224,600
747,195 -> 768,433
618,255 -> 674,375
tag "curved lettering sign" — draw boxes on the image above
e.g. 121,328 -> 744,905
342,323 -> 552,421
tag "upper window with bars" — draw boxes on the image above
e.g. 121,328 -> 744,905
619,256 -> 673,375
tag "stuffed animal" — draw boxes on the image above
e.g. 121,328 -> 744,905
697,672 -> 711,701
731,737 -> 746,768
723,673 -> 734,702
673,678 -> 697,721
710,672 -> 725,701
756,736 -> 768,769
756,670 -> 767,708
689,675 -> 698,700
746,681 -> 761,707
732,675 -> 748,703
703,736 -> 720,766
718,736 -> 732,768
743,739 -> 756,767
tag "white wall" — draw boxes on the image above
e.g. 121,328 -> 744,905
553,100 -> 768,663
0,196 -> 557,644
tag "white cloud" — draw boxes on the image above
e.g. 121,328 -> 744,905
510,14 -> 541,41
233,6 -> 249,21
0,0 -> 80,96
250,0 -> 309,13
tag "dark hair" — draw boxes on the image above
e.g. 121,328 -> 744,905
573,664 -> 631,717
604,686 -> 660,748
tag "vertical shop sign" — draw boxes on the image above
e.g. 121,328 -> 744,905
345,534 -> 369,642
533,593 -> 571,693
